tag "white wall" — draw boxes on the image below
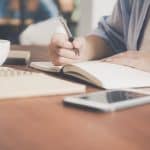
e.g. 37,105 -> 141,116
78,0 -> 117,36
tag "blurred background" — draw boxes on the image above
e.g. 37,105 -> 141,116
0,0 -> 116,45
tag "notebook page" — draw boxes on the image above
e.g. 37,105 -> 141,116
72,62 -> 150,89
30,61 -> 62,73
0,67 -> 85,99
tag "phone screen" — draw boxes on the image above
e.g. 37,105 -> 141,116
79,91 -> 148,104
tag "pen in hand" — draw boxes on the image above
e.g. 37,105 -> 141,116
59,17 -> 80,56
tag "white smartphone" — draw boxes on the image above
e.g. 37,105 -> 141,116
64,90 -> 150,112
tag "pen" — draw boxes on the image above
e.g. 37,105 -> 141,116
59,16 -> 79,55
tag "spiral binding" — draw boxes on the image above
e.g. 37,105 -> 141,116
0,67 -> 33,77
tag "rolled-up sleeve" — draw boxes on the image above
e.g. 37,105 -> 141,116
91,0 -> 127,53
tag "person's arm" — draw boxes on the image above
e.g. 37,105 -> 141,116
102,50 -> 150,72
90,0 -> 128,54
49,0 -> 127,65
80,35 -> 114,60
84,0 -> 132,59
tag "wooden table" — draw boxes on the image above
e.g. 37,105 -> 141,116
0,45 -> 149,150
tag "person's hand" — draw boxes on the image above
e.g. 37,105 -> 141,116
49,33 -> 86,65
102,50 -> 150,72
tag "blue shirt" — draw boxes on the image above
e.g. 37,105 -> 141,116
92,0 -> 150,54
40,0 -> 58,17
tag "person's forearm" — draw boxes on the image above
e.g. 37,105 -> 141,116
83,35 -> 114,60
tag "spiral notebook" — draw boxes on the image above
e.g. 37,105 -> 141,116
0,67 -> 85,99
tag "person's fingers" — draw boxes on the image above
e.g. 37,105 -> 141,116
73,37 -> 85,50
50,35 -> 86,65
49,33 -> 75,64
53,37 -> 86,60
49,41 -> 57,61
52,56 -> 80,66
61,41 -> 74,49
51,34 -> 73,49
55,48 -> 79,60
72,37 -> 86,56
49,51 -> 58,64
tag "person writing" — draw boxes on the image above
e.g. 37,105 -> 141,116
49,0 -> 150,73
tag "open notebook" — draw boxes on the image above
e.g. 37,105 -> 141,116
0,67 -> 85,99
30,61 -> 150,89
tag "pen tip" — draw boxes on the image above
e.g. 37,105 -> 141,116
69,37 -> 74,42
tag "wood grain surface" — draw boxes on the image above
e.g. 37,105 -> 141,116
0,45 -> 148,150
